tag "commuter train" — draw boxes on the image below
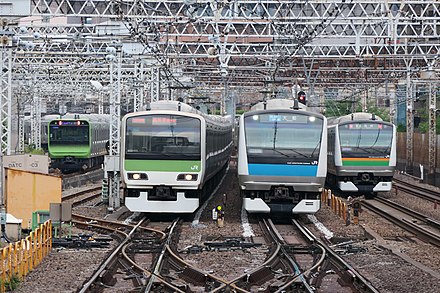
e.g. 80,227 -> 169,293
23,114 -> 59,151
238,99 -> 327,215
47,113 -> 110,172
121,100 -> 233,213
327,112 -> 396,198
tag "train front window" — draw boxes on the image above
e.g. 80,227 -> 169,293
339,123 -> 393,157
125,115 -> 201,160
49,121 -> 89,145
244,113 -> 323,162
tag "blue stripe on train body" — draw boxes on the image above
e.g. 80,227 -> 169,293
248,164 -> 318,176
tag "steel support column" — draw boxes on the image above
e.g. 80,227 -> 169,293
17,113 -> 24,153
0,44 -> 12,211
30,94 -> 42,150
150,67 -> 160,102
105,47 -> 122,210
133,60 -> 145,112
0,47 -> 12,156
405,70 -> 414,174
428,82 -> 437,176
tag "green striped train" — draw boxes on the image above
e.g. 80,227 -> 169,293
47,113 -> 110,172
326,112 -> 397,198
121,100 -> 233,213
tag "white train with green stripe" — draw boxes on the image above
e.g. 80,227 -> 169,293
327,112 -> 397,198
121,100 -> 233,213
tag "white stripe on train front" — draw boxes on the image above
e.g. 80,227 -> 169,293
244,198 -> 320,214
125,192 -> 199,213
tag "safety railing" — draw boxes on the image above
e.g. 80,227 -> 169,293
0,220 -> 52,292
321,189 -> 348,224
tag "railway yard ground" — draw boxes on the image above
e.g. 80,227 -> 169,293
11,165 -> 440,293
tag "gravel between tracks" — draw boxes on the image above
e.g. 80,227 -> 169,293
13,170 -> 440,293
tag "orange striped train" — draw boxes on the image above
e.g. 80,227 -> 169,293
326,112 -> 397,198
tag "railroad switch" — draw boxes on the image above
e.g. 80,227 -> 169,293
204,239 -> 262,250
334,244 -> 366,255
188,245 -> 203,254
52,233 -> 112,249
182,240 -> 262,253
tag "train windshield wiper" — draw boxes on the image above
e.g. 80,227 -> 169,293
284,148 -> 309,158
354,146 -> 374,154
163,152 -> 196,157
149,151 -> 171,156
310,141 -> 321,158
271,148 -> 290,157
365,145 -> 389,154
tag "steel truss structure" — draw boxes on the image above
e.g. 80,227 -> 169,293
27,0 -> 440,87
0,0 -> 438,207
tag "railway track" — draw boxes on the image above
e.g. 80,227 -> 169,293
71,215 -> 175,292
218,218 -> 379,293
361,197 -> 440,247
393,178 -> 440,203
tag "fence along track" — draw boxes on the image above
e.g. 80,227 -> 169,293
0,221 -> 52,292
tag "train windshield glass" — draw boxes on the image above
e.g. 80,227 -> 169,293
244,113 -> 323,162
125,114 -> 201,160
338,122 -> 393,157
49,121 -> 89,145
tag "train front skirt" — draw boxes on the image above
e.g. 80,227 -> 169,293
338,181 -> 392,192
125,191 -> 199,213
243,198 -> 320,214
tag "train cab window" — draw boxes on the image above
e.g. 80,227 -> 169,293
125,114 -> 201,160
244,112 -> 324,162
49,120 -> 89,145
338,122 -> 393,157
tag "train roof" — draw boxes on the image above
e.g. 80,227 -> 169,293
137,100 -> 232,126
146,100 -> 204,113
45,113 -> 110,123
250,99 -> 307,111
328,112 -> 385,125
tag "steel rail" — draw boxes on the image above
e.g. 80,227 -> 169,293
293,219 -> 380,293
78,217 -> 147,293
393,178 -> 440,203
362,200 -> 440,248
376,196 -> 440,230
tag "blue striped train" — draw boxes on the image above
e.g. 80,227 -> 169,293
237,98 -> 327,215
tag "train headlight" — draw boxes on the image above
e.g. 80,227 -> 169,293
128,173 -> 148,180
308,116 -> 316,122
177,174 -> 198,181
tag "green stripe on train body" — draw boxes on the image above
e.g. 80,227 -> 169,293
125,160 -> 202,172
48,145 -> 91,158
342,160 -> 390,166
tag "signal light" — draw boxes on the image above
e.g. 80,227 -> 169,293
298,91 -> 306,105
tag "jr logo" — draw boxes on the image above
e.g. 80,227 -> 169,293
191,165 -> 199,171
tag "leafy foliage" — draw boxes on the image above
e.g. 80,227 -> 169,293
2,274 -> 21,291
24,144 -> 45,155
324,99 -> 391,122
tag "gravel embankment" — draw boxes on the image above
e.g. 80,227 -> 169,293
13,169 -> 440,293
